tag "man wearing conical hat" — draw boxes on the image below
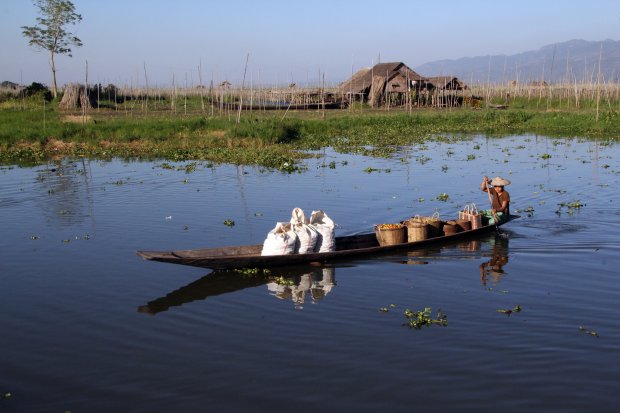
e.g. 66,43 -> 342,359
481,176 -> 511,223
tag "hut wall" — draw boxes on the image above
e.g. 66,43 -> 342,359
368,76 -> 386,107
385,75 -> 408,93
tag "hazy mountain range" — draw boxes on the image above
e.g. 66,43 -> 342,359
415,39 -> 620,84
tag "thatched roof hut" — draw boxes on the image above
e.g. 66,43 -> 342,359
425,76 -> 465,90
59,84 -> 97,110
338,62 -> 470,107
1,81 -> 20,90
339,62 -> 428,106
339,62 -> 425,95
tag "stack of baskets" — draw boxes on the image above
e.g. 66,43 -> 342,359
404,213 -> 445,240
377,207 -> 483,247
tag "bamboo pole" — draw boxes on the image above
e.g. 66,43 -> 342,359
83,59 -> 88,124
236,53 -> 249,127
596,43 -> 602,122
198,60 -> 205,113
143,62 -> 149,114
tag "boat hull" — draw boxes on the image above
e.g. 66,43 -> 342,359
137,216 -> 518,270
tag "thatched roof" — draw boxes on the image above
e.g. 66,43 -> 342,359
0,81 -> 20,90
340,62 -> 425,94
425,76 -> 465,90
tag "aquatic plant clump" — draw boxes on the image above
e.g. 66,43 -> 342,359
404,307 -> 448,329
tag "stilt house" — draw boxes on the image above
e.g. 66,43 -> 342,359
339,62 -> 425,106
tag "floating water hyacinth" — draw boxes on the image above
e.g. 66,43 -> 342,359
404,307 -> 448,329
579,326 -> 599,337
497,305 -> 522,315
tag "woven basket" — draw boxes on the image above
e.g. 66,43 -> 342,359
374,224 -> 406,246
409,213 -> 443,238
456,218 -> 472,232
404,219 -> 429,242
442,222 -> 460,236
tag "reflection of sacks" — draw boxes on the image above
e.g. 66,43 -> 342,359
290,207 -> 318,254
309,210 -> 335,252
266,282 -> 292,299
261,222 -> 297,256
310,267 -> 336,295
321,267 -> 335,293
291,274 -> 312,308
460,204 -> 482,229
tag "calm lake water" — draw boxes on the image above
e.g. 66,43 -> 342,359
1,135 -> 619,412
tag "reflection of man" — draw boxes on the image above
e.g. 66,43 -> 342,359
480,236 -> 509,286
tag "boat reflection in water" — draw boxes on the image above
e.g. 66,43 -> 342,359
138,265 -> 337,315
266,267 -> 335,310
138,233 -> 512,315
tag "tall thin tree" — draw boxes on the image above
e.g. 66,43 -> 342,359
22,0 -> 82,98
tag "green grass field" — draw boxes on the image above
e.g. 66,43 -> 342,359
1,93 -> 618,168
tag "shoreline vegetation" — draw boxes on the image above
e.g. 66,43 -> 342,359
1,83 -> 619,169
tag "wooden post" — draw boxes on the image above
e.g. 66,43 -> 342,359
143,62 -> 149,114
236,53 -> 250,127
198,60 -> 205,113
596,43 -> 602,122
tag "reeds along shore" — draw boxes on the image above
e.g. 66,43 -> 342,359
82,81 -> 620,113
2,79 -> 620,116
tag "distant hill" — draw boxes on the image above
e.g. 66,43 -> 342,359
415,39 -> 620,84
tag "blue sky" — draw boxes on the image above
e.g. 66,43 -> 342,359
1,0 -> 618,87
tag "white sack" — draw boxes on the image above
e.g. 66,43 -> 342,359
309,210 -> 335,252
290,207 -> 318,254
261,222 -> 297,256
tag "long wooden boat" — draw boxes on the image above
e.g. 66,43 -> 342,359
137,215 -> 518,270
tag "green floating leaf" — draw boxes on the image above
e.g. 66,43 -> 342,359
497,305 -> 522,315
578,326 -> 599,337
